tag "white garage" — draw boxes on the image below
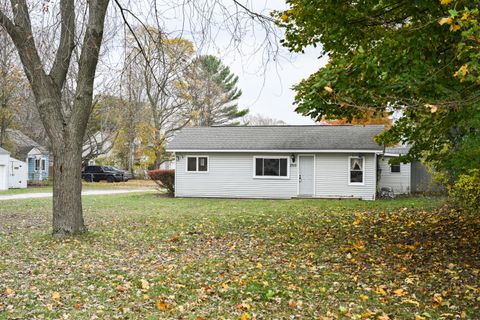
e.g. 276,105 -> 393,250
0,146 -> 28,190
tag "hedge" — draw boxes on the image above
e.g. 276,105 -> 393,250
148,169 -> 175,196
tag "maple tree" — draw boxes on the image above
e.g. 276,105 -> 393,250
276,0 -> 480,182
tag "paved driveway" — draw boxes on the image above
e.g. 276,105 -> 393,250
0,189 -> 154,201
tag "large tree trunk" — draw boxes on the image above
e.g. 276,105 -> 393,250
52,140 -> 85,235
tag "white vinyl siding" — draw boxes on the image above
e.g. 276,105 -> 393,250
378,156 -> 411,194
176,153 -> 297,199
315,153 -> 376,200
175,152 -> 377,200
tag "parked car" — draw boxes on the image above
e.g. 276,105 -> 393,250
104,166 -> 132,181
82,165 -> 126,183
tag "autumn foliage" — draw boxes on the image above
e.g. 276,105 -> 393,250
320,110 -> 392,128
148,169 -> 175,196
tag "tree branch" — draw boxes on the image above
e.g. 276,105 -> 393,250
49,0 -> 76,90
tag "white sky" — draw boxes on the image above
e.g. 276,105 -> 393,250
200,1 -> 328,124
111,0 -> 328,125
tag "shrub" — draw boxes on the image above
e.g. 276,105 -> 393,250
449,169 -> 480,214
148,169 -> 175,196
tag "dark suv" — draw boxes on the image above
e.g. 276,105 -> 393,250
82,165 -> 125,183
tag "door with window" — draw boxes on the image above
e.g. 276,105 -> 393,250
298,155 -> 314,196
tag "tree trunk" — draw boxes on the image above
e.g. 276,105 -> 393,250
52,139 -> 86,236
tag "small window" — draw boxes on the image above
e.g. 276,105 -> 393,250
186,156 -> 208,172
391,164 -> 401,173
41,159 -> 46,171
254,157 -> 288,178
34,159 -> 41,171
349,157 -> 364,184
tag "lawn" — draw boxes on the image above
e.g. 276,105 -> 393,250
0,180 -> 156,195
0,194 -> 478,319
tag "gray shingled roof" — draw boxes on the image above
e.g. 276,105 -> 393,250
0,146 -> 9,155
167,125 -> 384,151
385,146 -> 410,155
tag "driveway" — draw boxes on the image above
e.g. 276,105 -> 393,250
0,189 -> 154,201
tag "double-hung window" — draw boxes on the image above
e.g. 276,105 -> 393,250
349,156 -> 364,184
186,156 -> 208,172
254,157 -> 288,178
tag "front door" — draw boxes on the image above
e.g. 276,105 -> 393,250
299,155 -> 314,196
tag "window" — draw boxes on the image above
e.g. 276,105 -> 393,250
186,156 -> 208,172
349,157 -> 364,184
34,159 -> 41,171
35,158 -> 46,171
391,164 -> 401,173
254,157 -> 288,178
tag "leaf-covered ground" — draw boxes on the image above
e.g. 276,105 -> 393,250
0,194 -> 478,319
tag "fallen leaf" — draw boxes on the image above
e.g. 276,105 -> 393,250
393,289 -> 407,297
51,292 -> 61,301
239,313 -> 250,320
438,17 -> 453,25
156,299 -> 170,311
140,279 -> 149,290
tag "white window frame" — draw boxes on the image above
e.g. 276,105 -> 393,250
41,159 -> 46,171
185,155 -> 209,173
253,156 -> 290,179
348,156 -> 365,186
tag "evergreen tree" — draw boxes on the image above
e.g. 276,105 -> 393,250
185,55 -> 248,126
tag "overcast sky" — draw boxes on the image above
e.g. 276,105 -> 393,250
117,0 -> 328,125
203,1 -> 328,124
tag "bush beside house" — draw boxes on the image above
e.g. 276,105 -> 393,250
148,169 -> 175,196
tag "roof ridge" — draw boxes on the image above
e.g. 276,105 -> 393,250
184,124 -> 386,128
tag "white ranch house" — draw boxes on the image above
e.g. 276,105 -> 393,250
167,125 -> 427,200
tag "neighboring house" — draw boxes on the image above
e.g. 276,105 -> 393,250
167,125 -> 385,200
6,129 -> 50,182
0,146 -> 28,190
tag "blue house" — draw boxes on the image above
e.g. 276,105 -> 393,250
6,129 -> 50,182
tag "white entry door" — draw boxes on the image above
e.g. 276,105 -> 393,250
298,155 -> 314,196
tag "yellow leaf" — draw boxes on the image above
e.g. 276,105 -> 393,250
240,313 -> 251,320
51,292 -> 61,301
324,86 -> 333,93
438,17 -> 453,25
450,24 -> 461,32
221,283 -> 230,290
280,14 -> 289,23
415,315 -> 426,320
156,299 -> 170,311
377,314 -> 391,320
440,0 -> 453,4
361,311 -> 374,318
375,286 -> 387,296
393,289 -> 407,297
360,294 -> 369,302
402,299 -> 420,307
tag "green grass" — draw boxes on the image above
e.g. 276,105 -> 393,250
0,194 -> 478,319
0,180 -> 155,195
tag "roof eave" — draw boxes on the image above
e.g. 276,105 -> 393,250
166,148 -> 382,153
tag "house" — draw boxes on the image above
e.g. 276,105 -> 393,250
0,147 -> 9,190
167,125 -> 385,200
378,147 -> 441,194
0,146 -> 28,190
6,129 -> 50,182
